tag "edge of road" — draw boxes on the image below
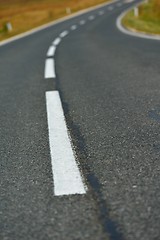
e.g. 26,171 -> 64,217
116,1 -> 160,41
0,0 -> 118,47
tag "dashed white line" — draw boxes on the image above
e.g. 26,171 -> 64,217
47,46 -> 56,57
59,30 -> 69,38
46,91 -> 87,196
53,37 -> 61,46
108,6 -> 114,10
0,0 -> 119,47
79,20 -> 86,25
117,2 -> 122,7
44,59 -> 56,78
124,0 -> 134,2
98,10 -> 104,15
71,25 -> 77,30
88,15 -> 95,20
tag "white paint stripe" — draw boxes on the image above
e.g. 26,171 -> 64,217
46,91 -> 87,196
71,25 -> 77,30
0,0 -> 118,47
44,59 -> 56,78
117,2 -> 122,7
59,30 -> 69,38
47,46 -> 56,57
108,6 -> 114,10
124,0 -> 134,3
88,15 -> 95,20
98,10 -> 104,15
53,37 -> 61,46
79,20 -> 86,25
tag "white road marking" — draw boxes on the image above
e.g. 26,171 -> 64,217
44,59 -> 56,78
71,25 -> 77,30
79,20 -> 86,25
117,2 -> 122,7
53,37 -> 61,46
98,10 -> 104,15
124,0 -> 134,2
59,30 -> 69,38
46,91 -> 87,196
108,6 -> 113,10
88,15 -> 95,20
47,46 -> 56,57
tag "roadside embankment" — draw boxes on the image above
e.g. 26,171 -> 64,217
121,0 -> 160,35
0,0 -> 110,41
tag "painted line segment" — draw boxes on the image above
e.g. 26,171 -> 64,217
108,6 -> 114,10
44,59 -> 56,78
47,46 -> 56,57
53,37 -> 61,46
117,2 -> 122,7
88,15 -> 95,20
59,30 -> 69,38
79,20 -> 86,25
98,10 -> 104,15
46,91 -> 87,196
71,25 -> 77,30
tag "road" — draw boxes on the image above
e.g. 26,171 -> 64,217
0,0 -> 160,239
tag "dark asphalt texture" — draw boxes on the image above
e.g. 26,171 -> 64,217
0,0 -> 160,239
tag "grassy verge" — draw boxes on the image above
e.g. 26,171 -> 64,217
122,0 -> 160,35
0,0 -> 109,41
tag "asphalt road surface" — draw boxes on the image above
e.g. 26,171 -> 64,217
0,0 -> 160,239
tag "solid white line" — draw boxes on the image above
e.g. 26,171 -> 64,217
79,20 -> 86,25
59,30 -> 69,38
88,15 -> 95,20
53,37 -> 61,46
46,91 -> 87,196
71,25 -> 77,30
47,46 -> 56,57
44,59 -> 56,78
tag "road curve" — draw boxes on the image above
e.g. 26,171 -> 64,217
0,0 -> 160,240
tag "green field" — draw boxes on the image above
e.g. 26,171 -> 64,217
122,0 -> 160,35
0,0 -> 110,41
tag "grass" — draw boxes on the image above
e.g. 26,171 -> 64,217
122,0 -> 160,35
0,0 -> 109,41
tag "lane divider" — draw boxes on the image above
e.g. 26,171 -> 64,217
117,2 -> 122,6
46,91 -> 87,196
108,6 -> 114,10
44,0 -> 127,81
0,0 -> 125,47
44,59 -> 56,78
88,15 -> 95,21
53,37 -> 61,46
71,25 -> 77,30
59,30 -> 69,38
47,45 -> 56,57
44,0 -> 129,196
79,20 -> 86,25
98,10 -> 105,15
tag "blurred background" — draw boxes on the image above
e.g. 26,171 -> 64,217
0,0 -> 160,41
0,0 -> 110,41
